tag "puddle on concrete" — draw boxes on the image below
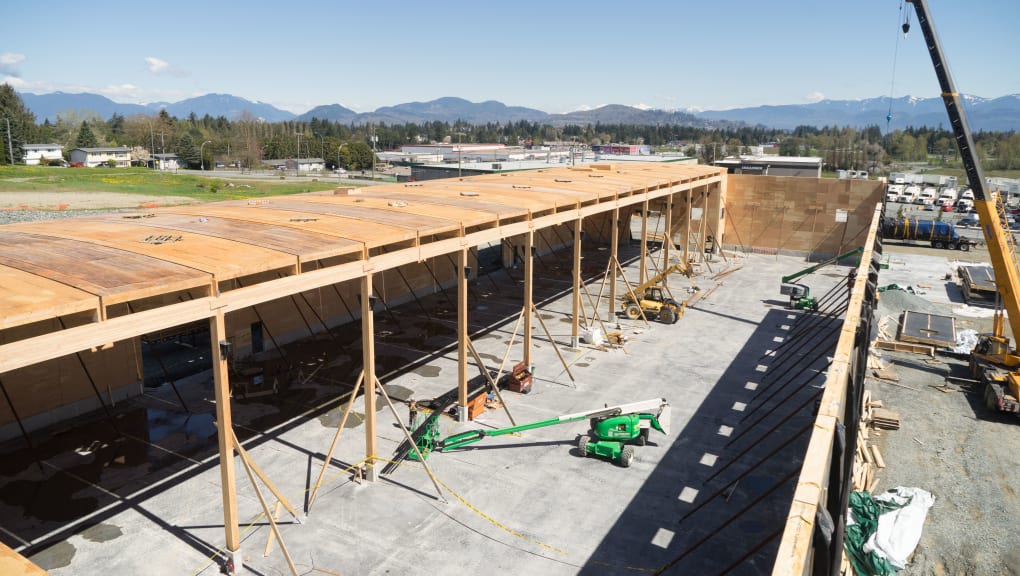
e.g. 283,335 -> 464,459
81,522 -> 122,543
541,314 -> 555,320
30,540 -> 75,570
478,353 -> 500,364
317,410 -> 365,429
384,384 -> 414,402
574,363 -> 590,368
412,365 -> 441,378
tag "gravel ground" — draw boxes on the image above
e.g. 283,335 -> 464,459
868,246 -> 1020,576
0,191 -> 198,225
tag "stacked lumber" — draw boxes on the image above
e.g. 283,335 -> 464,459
851,391 -> 887,494
870,408 -> 901,430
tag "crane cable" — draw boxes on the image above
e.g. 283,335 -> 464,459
886,0 -> 910,133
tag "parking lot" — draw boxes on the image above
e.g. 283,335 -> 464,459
884,198 -> 1020,246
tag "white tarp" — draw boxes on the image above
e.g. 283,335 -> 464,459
864,487 -> 936,569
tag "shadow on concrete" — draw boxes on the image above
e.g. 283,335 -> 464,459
0,240 -> 636,567
579,308 -> 843,575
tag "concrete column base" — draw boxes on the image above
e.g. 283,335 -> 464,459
227,548 -> 243,574
364,463 -> 379,482
457,405 -> 468,423
570,336 -> 579,349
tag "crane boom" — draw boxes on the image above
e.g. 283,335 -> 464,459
907,0 -> 1020,351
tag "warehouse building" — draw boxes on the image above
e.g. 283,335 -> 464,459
0,163 -> 883,575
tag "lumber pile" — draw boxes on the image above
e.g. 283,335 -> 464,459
851,391 -> 889,495
870,408 -> 901,430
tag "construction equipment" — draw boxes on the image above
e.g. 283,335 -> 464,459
414,398 -> 670,467
621,262 -> 688,323
780,247 -> 863,310
907,0 -> 1020,415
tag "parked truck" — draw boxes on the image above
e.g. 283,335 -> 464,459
881,216 -> 974,251
899,185 -> 921,203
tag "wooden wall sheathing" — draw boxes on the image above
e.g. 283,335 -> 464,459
724,176 -> 884,257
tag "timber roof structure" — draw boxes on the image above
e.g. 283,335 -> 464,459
0,162 -> 724,372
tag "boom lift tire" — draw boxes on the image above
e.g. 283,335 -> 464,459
578,435 -> 590,457
620,445 -> 635,468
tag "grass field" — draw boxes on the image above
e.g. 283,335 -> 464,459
0,165 -> 347,203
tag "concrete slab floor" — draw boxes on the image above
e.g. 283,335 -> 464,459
1,245 -> 857,575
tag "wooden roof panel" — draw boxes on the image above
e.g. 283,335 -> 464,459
90,213 -> 362,262
358,191 -> 529,219
0,231 -> 211,303
0,266 -> 99,330
9,220 -> 297,280
162,205 -> 413,247
218,197 -> 461,234
293,195 -> 497,229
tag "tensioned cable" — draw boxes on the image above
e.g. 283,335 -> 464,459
886,0 -> 909,133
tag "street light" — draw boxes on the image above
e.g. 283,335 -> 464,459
200,140 -> 212,171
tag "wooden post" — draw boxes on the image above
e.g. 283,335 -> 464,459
457,247 -> 469,422
685,188 -> 692,264
640,198 -> 649,284
610,207 -> 619,322
210,310 -> 241,572
571,217 -> 582,348
361,273 -> 378,481
523,230 -> 534,368
663,195 -> 673,286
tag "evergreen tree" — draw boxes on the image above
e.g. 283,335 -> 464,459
176,133 -> 199,168
74,121 -> 99,148
0,82 -> 36,164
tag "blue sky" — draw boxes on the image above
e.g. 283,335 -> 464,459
2,0 -> 1017,115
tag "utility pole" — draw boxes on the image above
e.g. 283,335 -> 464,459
370,127 -> 377,180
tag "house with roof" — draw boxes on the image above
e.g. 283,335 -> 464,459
69,146 -> 132,168
23,143 -> 65,166
151,153 -> 181,171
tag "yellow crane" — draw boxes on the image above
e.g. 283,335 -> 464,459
908,0 -> 1020,413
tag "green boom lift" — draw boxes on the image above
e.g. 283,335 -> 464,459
779,247 -> 864,310
411,398 -> 670,468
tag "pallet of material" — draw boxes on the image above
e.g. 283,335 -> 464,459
958,264 -> 997,304
873,339 -> 935,357
871,408 -> 901,430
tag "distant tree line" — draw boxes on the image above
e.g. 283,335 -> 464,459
2,84 -> 1019,173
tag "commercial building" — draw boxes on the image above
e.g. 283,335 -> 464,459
713,155 -> 823,177
0,163 -> 884,575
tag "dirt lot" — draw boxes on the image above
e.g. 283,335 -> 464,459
0,191 -> 197,211
867,244 -> 1020,575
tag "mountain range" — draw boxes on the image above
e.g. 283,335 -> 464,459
19,91 -> 1020,132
